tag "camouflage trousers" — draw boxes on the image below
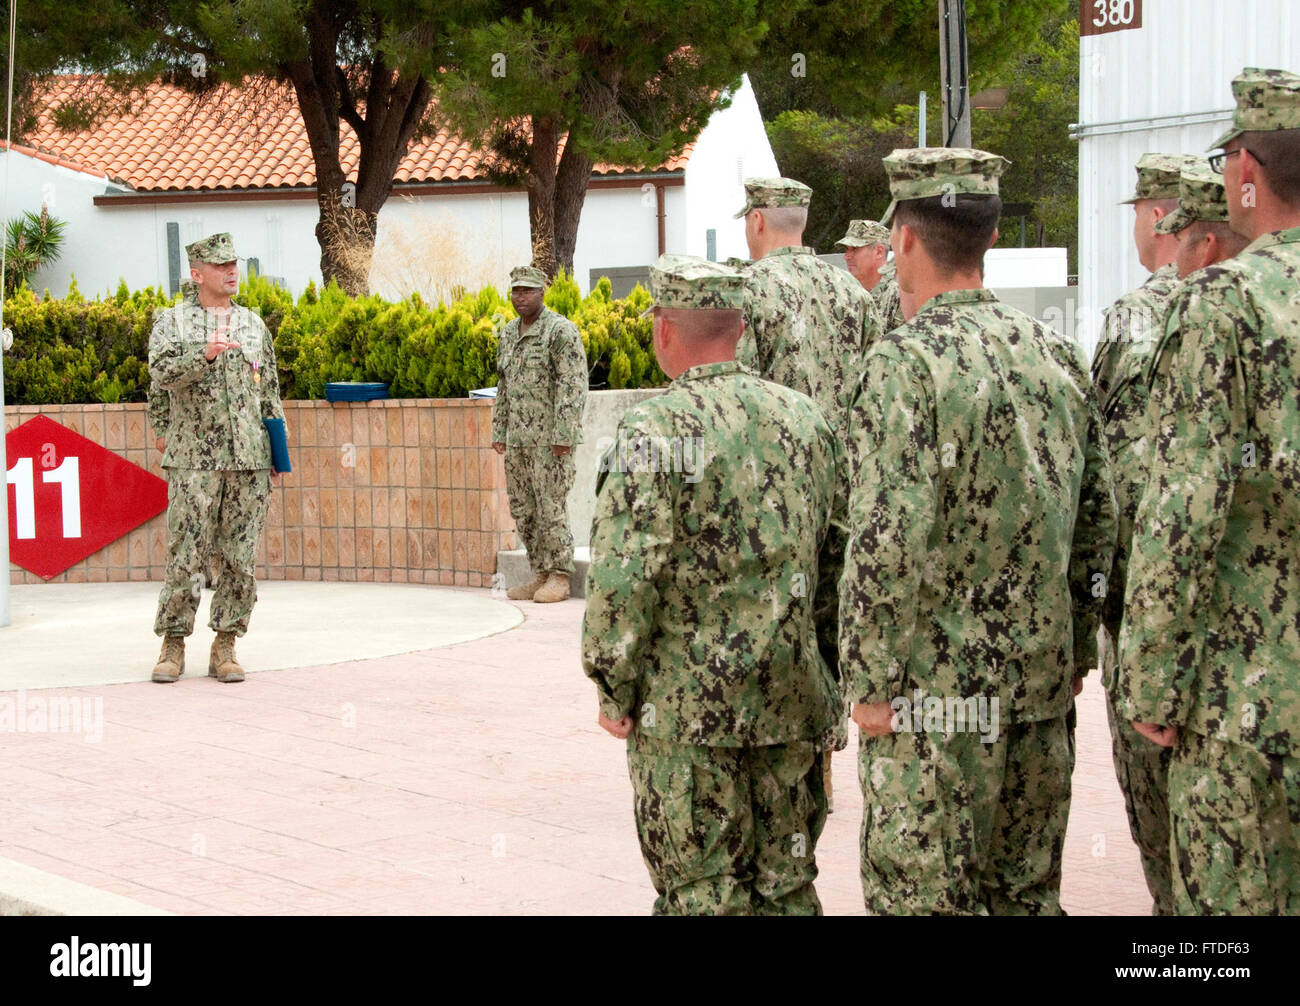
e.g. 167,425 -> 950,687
859,711 -> 1074,915
504,447 -> 575,575
626,731 -> 828,915
154,468 -> 272,638
1169,730 -> 1300,915
1101,629 -> 1174,914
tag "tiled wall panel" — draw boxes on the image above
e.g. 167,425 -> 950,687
5,400 -> 514,587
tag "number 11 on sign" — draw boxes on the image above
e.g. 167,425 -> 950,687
5,455 -> 82,539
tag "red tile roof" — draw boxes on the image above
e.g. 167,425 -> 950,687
0,139 -> 117,180
24,76 -> 691,193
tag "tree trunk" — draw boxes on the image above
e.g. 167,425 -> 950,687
527,116 -> 560,278
288,5 -> 433,296
315,185 -> 379,296
554,138 -> 593,280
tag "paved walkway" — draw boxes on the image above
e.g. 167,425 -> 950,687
0,584 -> 1151,914
2,582 -> 522,689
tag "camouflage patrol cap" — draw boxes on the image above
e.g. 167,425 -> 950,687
733,177 -> 813,219
185,232 -> 241,264
1210,67 -> 1300,150
509,265 -> 547,289
724,256 -> 752,270
646,254 -> 745,312
835,219 -> 891,248
1154,168 -> 1229,234
880,148 -> 1008,226
1119,153 -> 1202,204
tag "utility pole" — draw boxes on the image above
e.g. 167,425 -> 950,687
938,0 -> 972,147
0,324 -> 8,629
1,0 -> 16,628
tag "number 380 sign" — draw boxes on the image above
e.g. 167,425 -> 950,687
1080,0 -> 1142,36
5,415 -> 168,579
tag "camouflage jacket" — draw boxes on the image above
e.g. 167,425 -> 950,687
1119,227 -> 1300,757
1091,264 -> 1180,404
739,245 -> 881,436
147,282 -> 202,438
840,288 -> 1117,722
491,307 -> 587,446
1091,264 -> 1182,642
582,360 -> 845,747
148,300 -> 284,471
147,380 -> 170,437
873,276 -> 905,333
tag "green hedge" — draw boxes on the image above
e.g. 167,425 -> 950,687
1,272 -> 666,405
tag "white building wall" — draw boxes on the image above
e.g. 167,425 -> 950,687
2,152 -> 329,298
1,149 -> 133,296
682,73 -> 779,262
1077,0 -> 1299,356
9,176 -> 687,300
99,198 -> 320,294
571,184 -> 675,288
12,171 -> 705,300
370,188 -> 530,299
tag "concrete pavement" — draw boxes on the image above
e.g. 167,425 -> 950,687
1,581 -> 523,689
0,582 -> 1151,915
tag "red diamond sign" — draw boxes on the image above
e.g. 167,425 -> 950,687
6,415 -> 168,580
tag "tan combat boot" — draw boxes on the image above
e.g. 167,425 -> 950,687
151,636 -> 186,683
533,572 -> 570,604
209,631 -> 245,683
506,573 -> 547,601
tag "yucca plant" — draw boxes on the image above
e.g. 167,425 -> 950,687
3,206 -> 67,295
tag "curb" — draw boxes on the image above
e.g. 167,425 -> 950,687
0,856 -> 172,916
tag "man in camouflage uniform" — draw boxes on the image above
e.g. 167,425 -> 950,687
1092,152 -> 1199,415
1119,67 -> 1300,915
737,177 -> 881,435
1091,152 -> 1200,915
582,254 -> 844,915
836,219 -> 904,332
491,265 -> 587,603
1091,153 -> 1199,400
1159,167 -> 1250,280
148,233 -> 284,684
737,178 -> 880,809
840,148 -> 1117,915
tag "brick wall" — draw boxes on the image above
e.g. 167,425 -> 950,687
5,399 -> 515,587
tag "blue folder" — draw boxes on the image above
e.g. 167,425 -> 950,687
263,417 -> 292,474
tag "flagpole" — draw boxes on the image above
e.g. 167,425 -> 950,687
0,0 -> 18,628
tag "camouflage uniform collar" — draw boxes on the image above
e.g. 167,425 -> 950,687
761,245 -> 815,260
182,298 -> 241,311
177,300 -> 250,322
673,360 -> 749,384
1241,225 -> 1300,254
916,287 -> 997,315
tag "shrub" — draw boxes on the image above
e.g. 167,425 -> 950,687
1,271 -> 668,404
